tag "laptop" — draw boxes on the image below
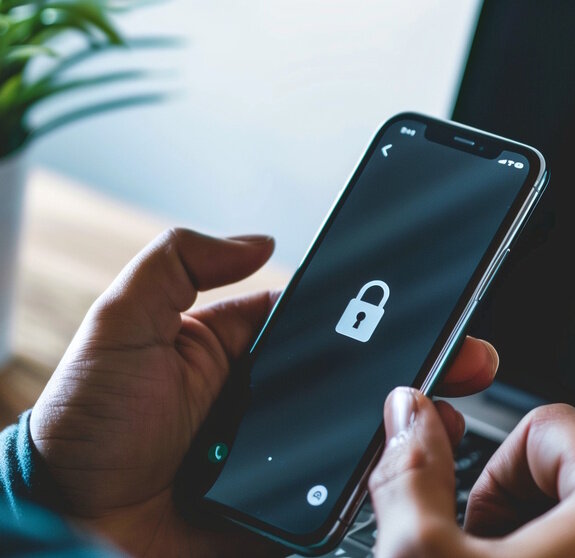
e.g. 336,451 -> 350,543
290,1 -> 575,555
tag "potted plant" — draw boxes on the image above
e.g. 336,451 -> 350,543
0,0 -> 173,367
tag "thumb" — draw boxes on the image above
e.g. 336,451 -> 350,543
88,228 -> 275,344
369,388 -> 464,557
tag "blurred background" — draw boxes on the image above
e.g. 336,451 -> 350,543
27,0 -> 481,270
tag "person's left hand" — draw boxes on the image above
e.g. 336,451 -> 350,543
30,228 -> 283,557
29,227 -> 498,557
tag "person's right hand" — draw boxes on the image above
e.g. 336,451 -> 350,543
370,389 -> 575,557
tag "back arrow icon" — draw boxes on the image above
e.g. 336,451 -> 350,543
381,144 -> 392,157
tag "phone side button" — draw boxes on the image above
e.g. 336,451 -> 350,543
476,248 -> 510,302
534,170 -> 550,193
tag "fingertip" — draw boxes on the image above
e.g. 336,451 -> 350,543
384,387 -> 419,445
174,230 -> 275,292
222,234 -> 276,278
437,336 -> 499,397
226,234 -> 275,259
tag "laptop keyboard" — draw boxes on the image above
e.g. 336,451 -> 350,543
290,428 -> 501,558
453,430 -> 500,525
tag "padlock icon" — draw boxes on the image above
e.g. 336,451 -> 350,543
335,280 -> 390,342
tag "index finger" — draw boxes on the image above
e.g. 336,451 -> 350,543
465,403 -> 575,539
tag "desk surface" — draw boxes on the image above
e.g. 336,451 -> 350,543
0,167 -> 290,429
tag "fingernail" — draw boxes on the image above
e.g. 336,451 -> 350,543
228,234 -> 274,243
386,388 -> 418,446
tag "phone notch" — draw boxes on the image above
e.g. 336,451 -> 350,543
424,121 -> 501,159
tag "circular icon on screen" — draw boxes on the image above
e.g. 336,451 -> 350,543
306,485 -> 328,506
208,442 -> 229,464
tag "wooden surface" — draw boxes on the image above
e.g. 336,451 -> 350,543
0,167 -> 290,429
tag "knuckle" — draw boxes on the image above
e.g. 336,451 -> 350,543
369,442 -> 427,494
162,226 -> 186,245
408,519 -> 454,557
524,403 -> 575,450
157,227 -> 184,258
527,402 -> 575,424
91,227 -> 186,317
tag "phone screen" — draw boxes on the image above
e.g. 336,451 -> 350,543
191,114 -> 545,549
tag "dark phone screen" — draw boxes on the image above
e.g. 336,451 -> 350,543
203,117 -> 532,537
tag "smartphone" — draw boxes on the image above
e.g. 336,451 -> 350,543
181,112 -> 548,555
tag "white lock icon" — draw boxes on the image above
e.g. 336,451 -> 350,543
335,280 -> 390,342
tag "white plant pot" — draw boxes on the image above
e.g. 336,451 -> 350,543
0,152 -> 26,369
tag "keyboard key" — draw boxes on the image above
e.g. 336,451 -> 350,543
349,522 -> 377,548
453,430 -> 501,523
455,450 -> 482,472
354,504 -> 374,525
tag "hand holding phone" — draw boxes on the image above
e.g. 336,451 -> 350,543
182,112 -> 548,556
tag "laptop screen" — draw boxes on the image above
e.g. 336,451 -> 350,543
452,0 -> 575,407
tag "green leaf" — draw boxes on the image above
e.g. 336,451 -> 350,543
45,2 -> 125,45
0,0 -> 36,14
28,21 -> 95,47
29,92 -> 167,140
0,12 -> 37,50
0,3 -> 130,80
0,72 -> 21,109
125,35 -> 185,49
104,0 -> 172,13
0,0 -> 177,153
5,43 -> 57,62
34,35 -> 181,81
20,69 -> 152,107
0,14 -> 11,35
31,8 -> 99,44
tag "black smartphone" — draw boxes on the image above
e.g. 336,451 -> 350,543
182,112 -> 548,555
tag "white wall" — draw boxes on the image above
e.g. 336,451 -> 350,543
28,0 -> 482,269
